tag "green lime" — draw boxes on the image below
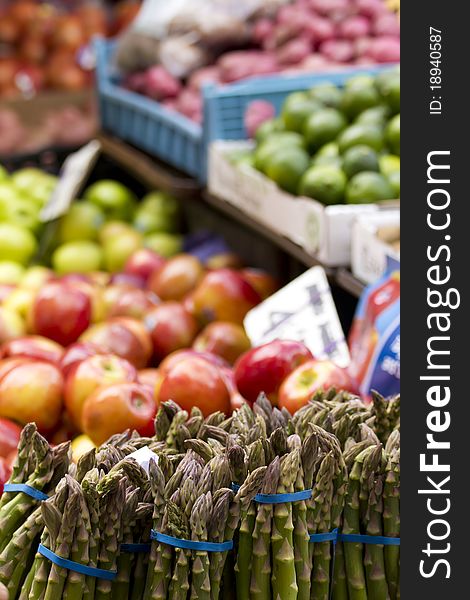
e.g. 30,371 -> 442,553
342,145 -> 380,179
265,146 -> 310,194
317,142 -> 340,157
341,77 -> 381,119
386,114 -> 400,155
338,123 -> 384,154
303,108 -> 347,152
254,132 -> 305,172
355,105 -> 391,126
299,165 -> 347,205
281,97 -> 324,133
345,171 -> 395,204
387,170 -> 400,197
376,70 -> 400,114
379,154 -> 400,176
309,83 -> 343,108
255,117 -> 285,143
311,154 -> 343,169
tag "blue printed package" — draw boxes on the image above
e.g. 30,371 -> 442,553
348,271 -> 400,400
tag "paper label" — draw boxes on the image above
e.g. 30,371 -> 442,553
40,141 -> 101,222
128,447 -> 159,476
244,266 -> 350,368
131,0 -> 189,37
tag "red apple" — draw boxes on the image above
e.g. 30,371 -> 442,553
205,253 -> 244,270
278,359 -> 356,414
60,342 -> 106,377
110,273 -> 146,289
191,269 -> 262,325
0,360 -> 63,432
148,254 -> 204,301
0,357 -> 32,382
193,321 -> 251,365
137,368 -> 161,394
144,302 -> 199,363
30,281 -> 92,346
0,418 -> 21,459
234,340 -> 314,405
124,249 -> 166,283
158,356 -> 231,417
240,269 -> 280,300
0,286 -> 14,303
107,287 -> 160,320
64,353 -> 137,429
159,349 -> 229,377
1,335 -> 64,365
80,317 -> 153,369
82,383 -> 156,445
0,457 -> 11,496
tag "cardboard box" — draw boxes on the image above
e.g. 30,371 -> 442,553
209,141 -> 397,266
351,211 -> 400,284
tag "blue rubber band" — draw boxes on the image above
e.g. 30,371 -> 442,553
3,484 -> 49,502
231,483 -> 312,504
151,531 -> 233,552
339,533 -> 400,546
120,543 -> 151,553
309,529 -> 339,544
38,544 -> 117,580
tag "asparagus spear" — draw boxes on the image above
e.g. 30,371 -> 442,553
82,469 -> 100,600
0,424 -> 36,511
209,489 -> 233,600
211,467 -> 267,598
271,451 -> 299,600
331,456 -> 349,600
343,447 -> 372,600
44,485 -> 80,600
250,457 -> 280,600
112,488 -> 140,600
383,448 -> 400,600
235,441 -> 265,600
190,492 -> 213,600
168,500 -> 191,600
143,460 -> 166,599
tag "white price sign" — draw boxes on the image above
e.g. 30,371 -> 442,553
40,140 -> 101,222
244,266 -> 350,368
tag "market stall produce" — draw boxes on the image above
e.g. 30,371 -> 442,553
116,0 -> 400,124
0,389 -> 400,600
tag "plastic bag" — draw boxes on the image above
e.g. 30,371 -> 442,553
348,270 -> 400,400
114,0 -> 290,77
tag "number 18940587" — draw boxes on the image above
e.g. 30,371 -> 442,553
429,27 -> 442,91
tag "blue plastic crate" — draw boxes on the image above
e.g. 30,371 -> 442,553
96,38 -> 396,183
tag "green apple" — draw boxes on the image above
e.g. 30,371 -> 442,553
0,165 -> 8,182
21,265 -> 53,290
0,223 -> 38,265
133,205 -> 177,234
103,230 -> 143,272
98,221 -> 136,245
84,180 -> 137,221
27,175 -> 57,207
52,241 -> 104,275
3,197 -> 42,233
141,191 -> 180,216
11,168 -> 46,192
0,183 -> 26,216
58,201 -> 105,243
0,261 -> 25,285
144,233 -> 183,258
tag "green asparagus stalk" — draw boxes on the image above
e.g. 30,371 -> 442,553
271,451 -> 299,600
44,486 -> 80,600
168,500 -> 191,600
343,447 -> 372,600
331,456 -> 348,600
363,475 -> 389,599
293,458 -> 310,600
209,489 -> 233,600
383,448 -> 400,600
112,488 -> 140,600
143,460 -> 166,600
250,457 -> 280,600
190,492 -> 213,600
0,424 -> 36,511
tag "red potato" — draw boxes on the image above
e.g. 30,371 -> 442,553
304,15 -> 336,44
356,0 -> 389,18
277,37 -> 313,66
244,100 -> 276,139
320,39 -> 355,62
218,51 -> 279,83
338,15 -> 371,39
309,0 -> 350,17
252,19 -> 275,45
373,14 -> 400,37
175,88 -> 203,120
354,36 -> 374,57
123,71 -> 147,94
144,66 -> 182,101
366,36 -> 400,62
188,66 -> 220,91
299,54 -> 337,72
